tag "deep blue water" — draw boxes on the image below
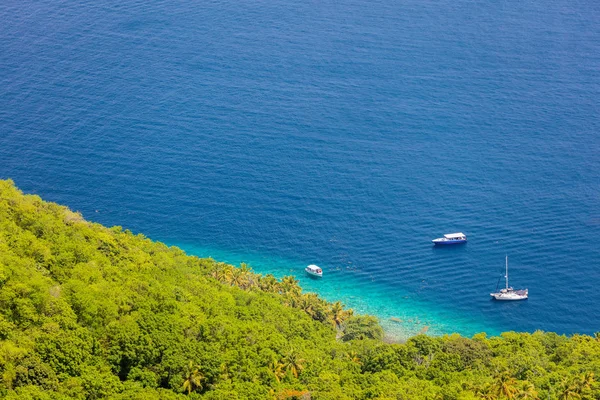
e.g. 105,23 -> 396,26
1,0 -> 599,339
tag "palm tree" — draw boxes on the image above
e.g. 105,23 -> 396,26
182,361 -> 204,395
210,262 -> 228,282
282,349 -> 305,378
218,264 -> 234,285
298,295 -> 314,316
517,381 -> 539,400
281,276 -> 301,296
329,301 -> 352,329
210,266 -> 220,280
492,371 -> 518,399
230,267 -> 246,288
474,383 -> 498,400
346,350 -> 361,365
269,358 -> 285,383
558,378 -> 581,400
577,371 -> 594,394
259,274 -> 280,293
238,263 -> 254,289
559,372 -> 595,400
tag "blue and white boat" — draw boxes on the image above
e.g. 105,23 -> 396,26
432,232 -> 467,245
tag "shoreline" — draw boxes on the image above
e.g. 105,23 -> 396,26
171,241 -> 498,341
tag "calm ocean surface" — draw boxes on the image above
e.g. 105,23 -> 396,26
1,0 -> 599,339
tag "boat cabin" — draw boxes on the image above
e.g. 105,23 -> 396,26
444,233 -> 466,240
432,232 -> 467,245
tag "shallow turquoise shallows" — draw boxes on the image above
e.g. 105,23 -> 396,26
1,0 -> 599,339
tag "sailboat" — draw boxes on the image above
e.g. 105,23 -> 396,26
490,256 -> 528,301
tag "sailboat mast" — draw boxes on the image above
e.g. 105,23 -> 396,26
505,255 -> 509,290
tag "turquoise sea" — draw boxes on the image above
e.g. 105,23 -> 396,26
1,0 -> 599,340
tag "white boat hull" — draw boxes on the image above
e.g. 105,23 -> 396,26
490,293 -> 528,301
490,288 -> 528,301
306,271 -> 322,278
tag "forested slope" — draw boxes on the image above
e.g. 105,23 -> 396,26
0,179 -> 598,399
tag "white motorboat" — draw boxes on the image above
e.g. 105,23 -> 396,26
490,256 -> 528,301
305,264 -> 323,278
432,232 -> 467,245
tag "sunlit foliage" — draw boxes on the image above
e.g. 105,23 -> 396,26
0,179 -> 598,399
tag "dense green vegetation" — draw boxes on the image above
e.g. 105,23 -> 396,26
0,179 -> 599,399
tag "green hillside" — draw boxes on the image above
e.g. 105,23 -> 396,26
0,179 -> 598,399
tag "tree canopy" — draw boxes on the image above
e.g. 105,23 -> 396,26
0,179 -> 598,399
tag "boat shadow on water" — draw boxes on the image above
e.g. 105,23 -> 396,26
431,243 -> 467,253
